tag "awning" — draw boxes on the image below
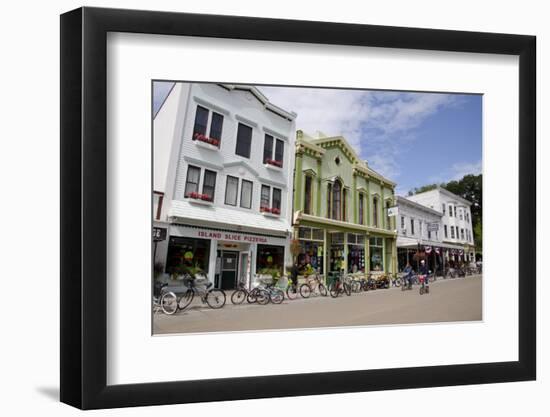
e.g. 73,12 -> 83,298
169,200 -> 291,237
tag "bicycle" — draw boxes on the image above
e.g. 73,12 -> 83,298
418,274 -> 430,295
153,281 -> 178,315
329,272 -> 351,298
178,274 -> 227,310
299,273 -> 328,298
231,281 -> 270,305
391,274 -> 403,287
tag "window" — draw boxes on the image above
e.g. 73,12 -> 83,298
342,188 -> 347,222
359,194 -> 364,225
272,188 -> 282,210
419,220 -> 423,237
400,216 -> 405,229
224,176 -> 238,206
209,112 -> 224,141
428,230 -> 432,239
410,218 -> 415,235
275,139 -> 284,165
192,106 -> 223,147
369,237 -> 384,271
262,134 -> 284,167
263,134 -> 273,164
184,165 -> 201,196
449,204 -> 453,217
240,180 -> 253,209
451,226 -> 455,239
326,183 -> 332,219
332,181 -> 342,220
202,170 -> 216,201
260,185 -> 282,214
461,228 -> 465,240
235,123 -> 253,158
460,209 -> 463,220
386,200 -> 391,230
192,106 -> 209,138
442,203 -> 446,215
444,225 -> 448,238
260,185 -> 270,209
304,175 -> 313,214
373,197 -> 379,227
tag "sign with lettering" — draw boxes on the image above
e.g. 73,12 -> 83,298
153,227 -> 167,242
427,222 -> 439,232
196,229 -> 269,244
387,206 -> 398,217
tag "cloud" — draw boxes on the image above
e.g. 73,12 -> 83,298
259,86 -> 459,179
450,160 -> 482,180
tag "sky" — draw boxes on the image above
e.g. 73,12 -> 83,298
153,82 -> 482,196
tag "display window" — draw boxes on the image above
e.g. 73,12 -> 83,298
166,236 -> 211,277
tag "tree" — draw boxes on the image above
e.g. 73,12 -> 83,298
409,174 -> 482,252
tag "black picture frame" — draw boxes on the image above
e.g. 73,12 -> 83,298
60,6 -> 536,410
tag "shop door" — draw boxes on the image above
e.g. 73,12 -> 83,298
220,251 -> 239,290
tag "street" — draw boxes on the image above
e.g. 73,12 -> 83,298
153,275 -> 482,334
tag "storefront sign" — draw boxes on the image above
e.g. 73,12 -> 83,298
153,227 -> 167,242
427,222 -> 439,232
387,206 -> 398,217
195,229 -> 269,243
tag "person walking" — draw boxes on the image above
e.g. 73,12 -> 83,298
403,262 -> 414,289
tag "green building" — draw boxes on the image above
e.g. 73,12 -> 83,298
292,131 -> 398,283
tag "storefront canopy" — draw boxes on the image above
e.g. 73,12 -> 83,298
169,200 -> 291,237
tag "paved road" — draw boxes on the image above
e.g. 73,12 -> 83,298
153,275 -> 482,334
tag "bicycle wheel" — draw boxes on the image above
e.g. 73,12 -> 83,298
395,278 -> 402,287
231,289 -> 247,305
256,289 -> 270,305
270,289 -> 284,304
351,281 -> 361,293
160,292 -> 178,315
286,285 -> 298,300
318,283 -> 328,297
299,283 -> 312,298
178,289 -> 194,311
330,284 -> 340,298
206,289 -> 226,309
343,282 -> 352,296
419,286 -> 424,295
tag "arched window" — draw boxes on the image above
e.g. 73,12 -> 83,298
386,200 -> 391,230
373,196 -> 378,227
326,183 -> 332,219
332,180 -> 341,220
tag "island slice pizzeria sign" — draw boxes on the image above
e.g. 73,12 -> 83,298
197,230 -> 269,243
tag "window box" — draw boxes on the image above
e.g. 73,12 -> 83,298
264,159 -> 283,170
185,192 -> 214,205
260,206 -> 281,217
193,133 -> 220,150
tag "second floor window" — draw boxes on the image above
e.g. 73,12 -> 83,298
410,218 -> 415,235
451,226 -> 455,238
461,228 -> 465,240
332,181 -> 342,220
185,165 -> 216,202
442,203 -> 446,215
444,225 -> 448,238
400,215 -> 405,230
326,183 -> 332,219
342,188 -> 347,222
386,200 -> 391,230
260,185 -> 282,213
373,197 -> 379,228
235,123 -> 253,158
240,180 -> 253,209
192,105 -> 224,147
225,176 -> 239,206
359,194 -> 364,225
184,165 -> 200,196
304,175 -> 313,215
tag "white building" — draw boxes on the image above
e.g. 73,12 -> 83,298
153,82 -> 297,289
406,186 -> 476,264
395,196 -> 443,272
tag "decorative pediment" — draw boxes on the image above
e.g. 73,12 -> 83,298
223,160 -> 259,177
